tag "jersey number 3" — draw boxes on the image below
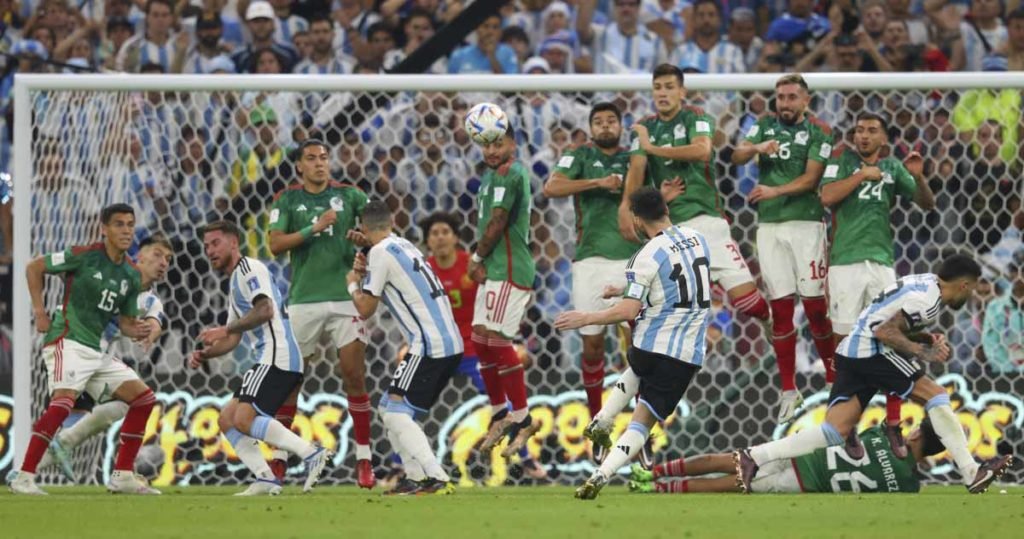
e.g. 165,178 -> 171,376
669,257 -> 711,309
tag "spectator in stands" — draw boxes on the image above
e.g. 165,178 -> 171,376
501,25 -> 533,68
795,31 -> 886,73
641,0 -> 694,49
728,7 -> 764,71
935,0 -> 1008,71
175,12 -> 231,74
101,16 -> 135,70
861,0 -> 890,41
230,1 -> 300,73
982,262 -> 1024,372
27,25 -> 56,57
1003,7 -> 1024,70
168,126 -> 217,238
332,0 -> 383,64
384,9 -> 446,73
577,0 -> 667,73
952,54 -> 1020,164
539,31 -> 576,73
295,14 -> 353,74
948,271 -> 993,374
292,29 -> 313,59
364,23 -> 396,71
448,14 -> 519,74
880,20 -> 950,71
508,59 -> 586,156
961,119 -> 1021,252
267,0 -> 309,45
763,0 -> 830,70
888,0 -> 929,45
117,0 -> 179,72
380,0 -> 463,28
506,0 -> 555,47
671,0 -> 745,73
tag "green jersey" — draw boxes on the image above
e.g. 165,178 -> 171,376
269,182 -> 368,304
477,161 -> 535,288
744,114 -> 832,223
794,426 -> 920,493
822,148 -> 917,267
629,106 -> 721,223
552,143 -> 639,261
43,243 -> 142,351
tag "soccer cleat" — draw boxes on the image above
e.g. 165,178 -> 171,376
884,423 -> 908,459
5,469 -> 19,485
593,444 -> 608,464
49,436 -> 77,483
733,449 -> 758,494
967,455 -> 1014,494
844,430 -> 865,460
269,459 -> 287,482
234,479 -> 282,496
628,480 -> 654,494
521,458 -> 548,480
574,471 -> 609,500
480,416 -> 514,453
384,477 -> 421,496
107,470 -> 161,495
356,459 -> 376,489
630,463 -> 654,483
8,472 -> 48,496
777,390 -> 804,424
415,478 -> 455,495
583,418 -> 613,451
639,435 -> 656,471
501,417 -> 541,458
302,446 -> 331,493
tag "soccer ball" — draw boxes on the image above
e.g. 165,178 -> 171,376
464,103 -> 509,144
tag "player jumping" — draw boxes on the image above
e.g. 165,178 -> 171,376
11,204 -> 159,495
820,111 -> 936,456
735,255 -> 1014,494
347,201 -> 462,495
556,187 -> 712,500
268,139 -> 375,488
192,220 -> 330,496
471,125 -> 541,457
731,73 -> 837,423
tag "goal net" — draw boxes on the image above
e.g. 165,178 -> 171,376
10,74 -> 1023,488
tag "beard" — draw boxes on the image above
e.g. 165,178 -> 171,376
594,134 -> 619,149
199,36 -> 219,49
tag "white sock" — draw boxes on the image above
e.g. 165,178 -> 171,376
225,429 -> 275,481
594,368 -> 639,427
750,422 -> 841,466
251,416 -> 315,459
510,408 -> 529,423
926,400 -> 979,484
60,401 -> 129,447
387,424 -> 425,481
356,444 -> 372,461
271,449 -> 288,462
384,412 -> 449,482
598,421 -> 648,478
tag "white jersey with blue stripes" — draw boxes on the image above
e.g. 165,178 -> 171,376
362,235 -> 463,359
837,274 -> 942,360
101,289 -> 165,359
229,257 -> 303,372
625,225 -> 712,366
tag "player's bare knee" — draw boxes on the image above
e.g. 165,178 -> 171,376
111,379 -> 149,403
726,281 -> 758,300
582,335 -> 605,362
52,388 -> 79,401
233,405 -> 258,433
910,377 -> 944,404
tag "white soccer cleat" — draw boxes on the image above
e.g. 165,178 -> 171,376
302,446 -> 332,493
107,470 -> 161,495
777,390 -> 804,425
8,472 -> 48,496
235,479 -> 283,496
48,437 -> 77,483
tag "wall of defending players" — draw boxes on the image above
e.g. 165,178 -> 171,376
0,373 -> 1019,486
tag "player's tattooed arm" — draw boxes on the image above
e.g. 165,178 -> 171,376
226,296 -> 275,335
191,332 -> 242,365
619,154 -> 648,242
475,207 -> 509,259
872,312 -> 950,362
347,267 -> 380,318
555,298 -> 643,330
904,152 -> 936,210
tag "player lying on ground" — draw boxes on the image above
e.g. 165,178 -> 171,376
34,234 -> 173,483
735,255 -> 1014,494
347,201 -> 462,496
11,204 -> 159,496
631,420 -> 948,494
191,220 -> 329,496
556,187 -> 712,500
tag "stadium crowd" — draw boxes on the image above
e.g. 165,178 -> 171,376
1,0 -> 1024,380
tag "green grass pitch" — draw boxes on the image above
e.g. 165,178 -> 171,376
2,485 -> 1021,538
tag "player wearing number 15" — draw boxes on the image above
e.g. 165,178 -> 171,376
11,204 -> 158,496
732,74 -> 836,424
268,139 -> 376,488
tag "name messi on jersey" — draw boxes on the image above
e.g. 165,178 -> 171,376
667,235 -> 702,253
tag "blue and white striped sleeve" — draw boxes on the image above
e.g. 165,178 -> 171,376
624,244 -> 659,302
362,244 -> 391,297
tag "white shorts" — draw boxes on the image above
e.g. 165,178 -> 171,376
750,458 -> 802,493
677,214 -> 754,291
288,301 -> 368,358
572,257 -> 628,336
828,261 -> 897,335
43,339 -> 141,401
472,280 -> 532,339
756,221 -> 828,300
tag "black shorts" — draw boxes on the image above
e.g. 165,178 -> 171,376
388,353 -> 462,412
828,353 -> 924,409
73,392 -> 96,412
628,347 -> 699,421
234,364 -> 304,416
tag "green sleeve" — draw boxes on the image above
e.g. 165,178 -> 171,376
353,188 -> 369,216
819,154 -> 846,186
808,127 -> 834,164
893,162 -> 917,199
492,168 -> 525,213
687,111 -> 715,140
44,247 -> 82,273
553,147 -> 584,178
742,118 -> 764,144
628,125 -> 646,157
268,194 -> 291,232
121,275 -> 141,317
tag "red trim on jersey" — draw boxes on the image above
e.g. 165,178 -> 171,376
681,104 -> 706,116
573,194 -> 584,248
702,161 -> 728,221
790,458 -> 807,492
71,243 -> 104,256
54,339 -> 63,382
807,114 -> 833,136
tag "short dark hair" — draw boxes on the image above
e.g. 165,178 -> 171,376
501,25 -> 529,45
296,138 -> 329,158
140,62 -> 166,74
202,220 -> 242,242
629,187 -> 669,222
404,8 -> 434,27
367,22 -> 392,40
139,232 -> 173,252
362,200 -> 392,231
918,418 -> 947,457
938,254 -> 983,281
101,203 -> 135,224
145,0 -> 173,14
776,73 -> 809,91
419,211 -> 462,241
692,0 -> 722,15
307,13 -> 332,29
652,63 -> 684,86
589,102 -> 622,125
856,111 -> 887,127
